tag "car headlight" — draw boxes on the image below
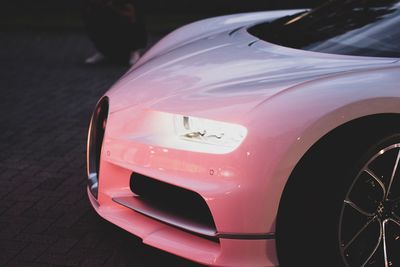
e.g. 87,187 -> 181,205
173,115 -> 247,152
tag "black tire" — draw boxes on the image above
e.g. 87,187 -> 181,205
276,127 -> 400,267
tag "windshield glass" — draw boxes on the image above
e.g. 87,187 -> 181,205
248,0 -> 400,57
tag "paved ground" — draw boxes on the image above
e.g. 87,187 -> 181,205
0,30 -> 203,267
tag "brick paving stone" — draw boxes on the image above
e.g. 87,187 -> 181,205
6,261 -> 52,267
36,253 -> 82,266
0,250 -> 21,266
13,242 -> 50,262
0,30 -> 204,266
48,238 -> 79,254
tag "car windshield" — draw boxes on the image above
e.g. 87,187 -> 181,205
248,0 -> 400,57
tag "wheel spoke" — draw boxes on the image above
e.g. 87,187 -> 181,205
347,169 -> 385,214
342,216 -> 382,267
344,199 -> 375,217
380,219 -> 400,267
364,240 -> 385,267
392,211 -> 400,222
365,168 -> 387,198
344,216 -> 378,250
383,220 -> 389,267
361,218 -> 383,267
386,150 -> 400,200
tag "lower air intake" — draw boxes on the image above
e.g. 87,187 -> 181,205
121,172 -> 218,240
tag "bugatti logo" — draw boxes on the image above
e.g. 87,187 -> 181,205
377,203 -> 385,215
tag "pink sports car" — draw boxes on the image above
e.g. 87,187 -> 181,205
87,1 -> 400,266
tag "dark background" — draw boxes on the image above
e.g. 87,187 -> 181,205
0,0 -> 320,32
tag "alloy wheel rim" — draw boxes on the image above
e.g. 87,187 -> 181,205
339,144 -> 400,267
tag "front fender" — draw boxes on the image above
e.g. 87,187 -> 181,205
241,66 -> 400,232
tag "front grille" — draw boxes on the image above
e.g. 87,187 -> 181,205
127,172 -> 218,240
87,97 -> 109,198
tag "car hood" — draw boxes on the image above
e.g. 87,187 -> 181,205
107,15 -> 396,122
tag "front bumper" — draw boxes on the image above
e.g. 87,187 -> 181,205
89,187 -> 276,267
87,104 -> 279,267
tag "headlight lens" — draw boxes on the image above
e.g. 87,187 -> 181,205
173,115 -> 247,152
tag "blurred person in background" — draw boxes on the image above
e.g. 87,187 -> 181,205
83,0 -> 147,65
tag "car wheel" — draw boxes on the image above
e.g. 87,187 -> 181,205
277,132 -> 400,267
